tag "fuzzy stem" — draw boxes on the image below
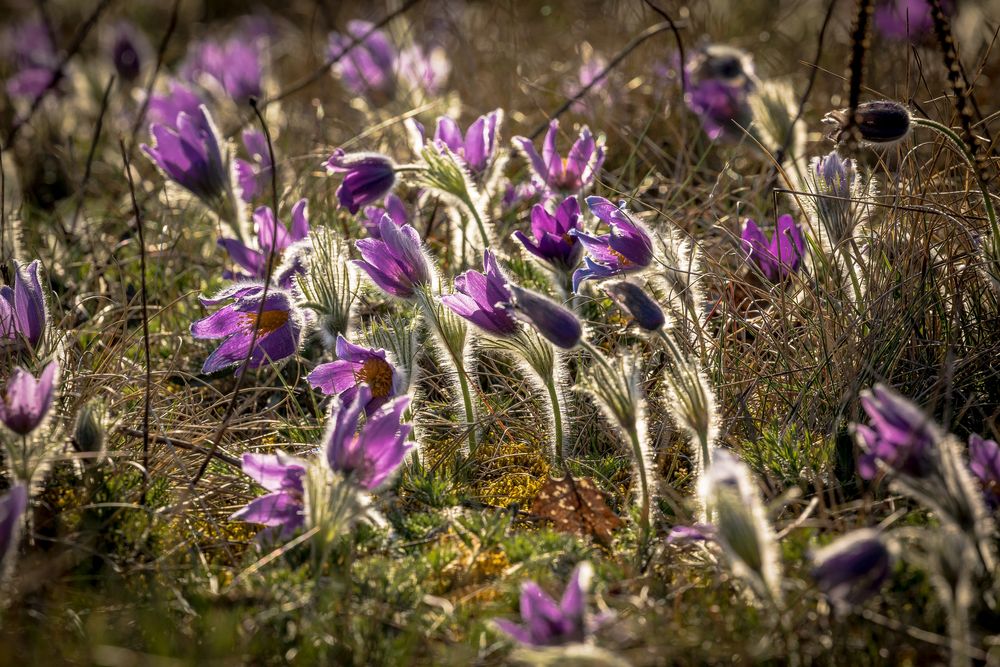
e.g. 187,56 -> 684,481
459,193 -> 490,248
627,424 -> 651,540
544,376 -> 566,471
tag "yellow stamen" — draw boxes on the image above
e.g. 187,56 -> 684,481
355,357 -> 394,398
240,309 -> 289,336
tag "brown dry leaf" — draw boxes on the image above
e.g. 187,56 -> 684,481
530,474 -> 622,546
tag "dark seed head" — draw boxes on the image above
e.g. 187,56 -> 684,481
822,100 -> 912,146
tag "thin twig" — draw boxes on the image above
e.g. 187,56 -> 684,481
129,0 -> 182,144
118,428 -> 241,468
641,0 -> 686,99
261,0 -> 425,109
528,20 -> 679,140
190,97 -> 281,486
120,139 -> 153,503
71,74 -> 115,235
4,0 -> 115,147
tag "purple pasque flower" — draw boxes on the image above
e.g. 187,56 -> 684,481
142,104 -> 230,207
362,194 -> 408,238
3,20 -> 59,102
506,284 -> 582,350
441,250 -> 519,337
0,259 -> 49,351
147,80 -> 205,129
398,43 -> 451,97
325,149 -> 397,215
230,452 -> 306,539
874,0 -> 947,40
571,196 -> 654,292
219,199 -> 310,288
512,119 -> 605,194
235,130 -> 273,203
0,484 -> 27,568
741,215 -> 806,283
603,280 -> 666,332
431,110 -> 502,177
494,562 -> 604,647
854,384 -> 938,481
502,180 -> 543,212
513,196 -> 583,273
810,528 -> 892,612
308,335 -> 400,414
352,217 -> 432,299
324,384 -> 413,490
328,20 -> 398,102
682,44 -> 756,141
969,434 -> 1000,509
667,523 -> 715,544
182,37 -> 263,103
190,284 -> 305,374
0,362 -> 59,436
106,21 -> 151,84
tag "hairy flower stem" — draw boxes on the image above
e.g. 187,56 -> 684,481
626,424 -> 651,539
415,288 -> 478,453
911,117 -> 1000,282
545,376 -> 566,472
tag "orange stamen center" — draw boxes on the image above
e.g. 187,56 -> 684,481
355,357 -> 394,398
241,309 -> 289,336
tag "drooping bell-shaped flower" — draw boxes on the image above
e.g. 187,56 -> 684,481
513,196 -> 583,274
323,385 -> 413,490
823,101 -> 912,146
603,280 -> 666,332
106,21 -> 151,84
0,362 -> 59,436
230,452 -> 307,539
810,528 -> 893,612
741,214 -> 806,283
218,199 -> 310,288
308,335 -> 401,415
325,149 -> 397,214
352,218 -> 432,299
505,285 -> 582,350
854,384 -> 938,480
0,259 -> 49,351
441,250 -> 519,337
190,284 -> 306,374
493,562 -> 606,647
512,119 -> 605,193
571,197 -> 654,291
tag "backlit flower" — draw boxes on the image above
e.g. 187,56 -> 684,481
493,562 -> 604,647
429,110 -> 502,176
182,36 -> 263,103
234,130 -> 273,203
218,199 -> 310,288
682,44 -> 757,141
323,385 -> 413,490
352,218 -> 432,299
441,250 -> 519,337
398,43 -> 451,97
0,259 -> 49,350
571,197 -> 654,291
230,452 -> 307,539
190,284 -> 305,374
603,280 -> 666,332
361,194 -> 408,238
741,214 -> 806,283
0,362 -> 58,436
325,149 -> 397,214
506,285 -> 582,349
142,104 -> 230,207
328,20 -> 397,102
308,335 -> 401,414
513,196 -> 583,273
854,385 -> 938,480
512,119 -> 605,193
